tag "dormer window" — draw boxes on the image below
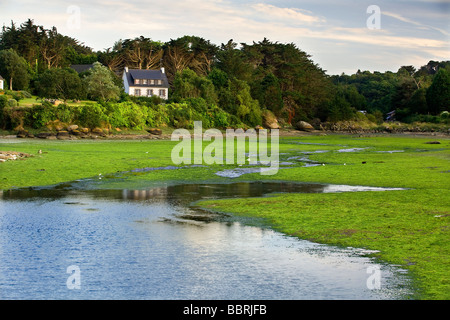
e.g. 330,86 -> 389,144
135,79 -> 141,85
143,79 -> 147,85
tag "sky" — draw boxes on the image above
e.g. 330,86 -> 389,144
0,0 -> 449,75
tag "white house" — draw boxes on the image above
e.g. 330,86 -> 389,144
122,67 -> 169,100
0,75 -> 4,90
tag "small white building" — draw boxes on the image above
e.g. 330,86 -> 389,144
122,67 -> 169,100
0,75 -> 4,90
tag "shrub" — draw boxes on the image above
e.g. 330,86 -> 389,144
25,102 -> 57,128
8,99 -> 18,107
0,95 -> 8,128
78,103 -> 107,129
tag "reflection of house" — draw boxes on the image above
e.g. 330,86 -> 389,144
0,75 -> 4,90
122,67 -> 169,99
122,187 -> 168,200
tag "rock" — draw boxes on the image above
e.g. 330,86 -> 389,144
46,120 -> 66,132
80,128 -> 90,134
57,131 -> 70,139
91,128 -> 104,134
262,111 -> 280,129
57,131 -> 70,136
16,130 -> 29,138
147,128 -> 162,135
36,132 -> 54,139
0,151 -> 32,161
255,125 -> 264,132
67,124 -> 79,132
295,121 -> 314,132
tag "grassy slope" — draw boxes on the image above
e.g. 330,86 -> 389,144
1,133 -> 449,299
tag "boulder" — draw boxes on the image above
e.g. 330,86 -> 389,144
57,131 -> 70,139
262,111 -> 280,129
36,132 -> 55,139
91,127 -> 104,135
46,120 -> 66,132
16,130 -> 29,138
67,124 -> 79,132
147,128 -> 162,135
57,130 -> 70,136
295,121 -> 314,132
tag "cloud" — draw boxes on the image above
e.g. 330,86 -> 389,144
0,0 -> 448,74
383,11 -> 450,37
250,3 -> 326,24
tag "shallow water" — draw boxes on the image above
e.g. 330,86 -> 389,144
0,181 -> 413,300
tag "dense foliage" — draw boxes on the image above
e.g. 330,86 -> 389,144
0,19 -> 448,131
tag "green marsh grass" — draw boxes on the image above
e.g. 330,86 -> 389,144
1,133 -> 449,299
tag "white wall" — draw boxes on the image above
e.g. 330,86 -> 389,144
0,79 -> 3,90
128,86 -> 168,100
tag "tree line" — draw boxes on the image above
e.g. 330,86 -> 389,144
0,19 -> 448,128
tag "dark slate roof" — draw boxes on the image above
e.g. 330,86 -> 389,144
124,68 -> 169,88
0,75 -> 4,80
70,64 -> 95,73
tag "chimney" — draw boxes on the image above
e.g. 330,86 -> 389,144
161,67 -> 165,74
125,66 -> 129,73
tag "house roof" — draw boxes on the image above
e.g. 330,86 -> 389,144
0,75 -> 4,80
70,64 -> 95,73
124,68 -> 169,88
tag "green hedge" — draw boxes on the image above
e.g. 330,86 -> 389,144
1,99 -> 243,131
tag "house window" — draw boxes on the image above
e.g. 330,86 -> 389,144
135,79 -> 141,85
147,89 -> 153,97
159,89 -> 165,98
143,79 -> 147,85
156,80 -> 161,85
149,79 -> 154,85
135,89 -> 141,96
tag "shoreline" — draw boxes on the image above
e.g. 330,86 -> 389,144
1,128 -> 449,141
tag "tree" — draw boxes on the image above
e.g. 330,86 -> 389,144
215,39 -> 252,82
36,68 -> 84,101
122,37 -> 164,70
165,36 -> 218,75
426,68 -> 450,115
83,62 -> 120,101
172,68 -> 217,106
0,48 -> 30,90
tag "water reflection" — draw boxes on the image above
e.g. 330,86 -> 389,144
0,181 -> 412,299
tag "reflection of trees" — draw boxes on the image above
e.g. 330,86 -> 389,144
3,182 -> 327,204
121,182 -> 326,203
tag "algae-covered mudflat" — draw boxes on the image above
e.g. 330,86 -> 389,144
0,133 -> 449,299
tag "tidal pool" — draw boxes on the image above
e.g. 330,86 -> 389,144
0,181 -> 413,300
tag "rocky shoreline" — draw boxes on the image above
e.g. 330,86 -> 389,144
1,119 -> 449,142
0,151 -> 33,162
